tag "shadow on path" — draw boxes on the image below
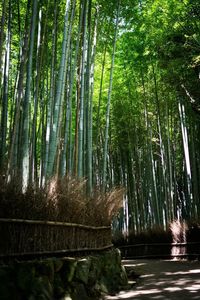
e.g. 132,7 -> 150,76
105,259 -> 200,299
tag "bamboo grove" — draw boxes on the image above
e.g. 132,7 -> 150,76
0,0 -> 200,234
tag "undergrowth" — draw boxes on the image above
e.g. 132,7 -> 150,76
113,226 -> 172,246
113,221 -> 200,246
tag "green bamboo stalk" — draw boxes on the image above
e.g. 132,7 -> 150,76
59,0 -> 77,177
43,0 -> 57,184
102,0 -> 120,191
0,0 -> 10,170
78,0 -> 87,178
0,0 -> 7,87
87,6 -> 98,195
22,0 -> 38,189
47,0 -> 71,178
7,0 -> 31,181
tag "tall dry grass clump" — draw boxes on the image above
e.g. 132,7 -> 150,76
0,174 -> 124,226
0,175 -> 52,221
170,220 -> 188,244
87,187 -> 124,226
170,219 -> 200,258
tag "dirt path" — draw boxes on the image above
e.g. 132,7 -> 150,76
105,259 -> 200,300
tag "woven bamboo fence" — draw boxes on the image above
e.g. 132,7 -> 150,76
0,218 -> 112,257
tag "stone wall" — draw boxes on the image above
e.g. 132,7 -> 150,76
0,248 -> 127,300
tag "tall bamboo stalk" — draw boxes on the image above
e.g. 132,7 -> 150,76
47,0 -> 71,178
102,0 -> 120,191
78,0 -> 87,178
22,0 -> 38,189
0,0 -> 10,170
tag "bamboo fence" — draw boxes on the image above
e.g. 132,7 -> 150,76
119,242 -> 200,259
0,218 -> 112,257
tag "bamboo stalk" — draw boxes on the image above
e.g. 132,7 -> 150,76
0,218 -> 111,230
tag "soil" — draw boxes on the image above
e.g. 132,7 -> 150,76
104,259 -> 200,299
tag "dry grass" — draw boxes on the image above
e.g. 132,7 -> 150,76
0,175 -> 124,226
170,220 -> 188,243
114,221 -> 200,259
114,220 -> 200,247
113,226 -> 173,248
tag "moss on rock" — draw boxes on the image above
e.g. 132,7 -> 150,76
0,249 -> 127,299
74,258 -> 91,285
35,260 -> 54,282
60,258 -> 77,284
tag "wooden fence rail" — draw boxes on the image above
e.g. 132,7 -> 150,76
118,242 -> 200,259
0,218 -> 112,257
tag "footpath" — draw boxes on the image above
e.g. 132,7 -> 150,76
105,259 -> 200,300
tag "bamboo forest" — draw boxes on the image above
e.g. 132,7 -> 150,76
0,0 -> 200,236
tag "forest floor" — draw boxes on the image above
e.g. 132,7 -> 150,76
104,259 -> 200,300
